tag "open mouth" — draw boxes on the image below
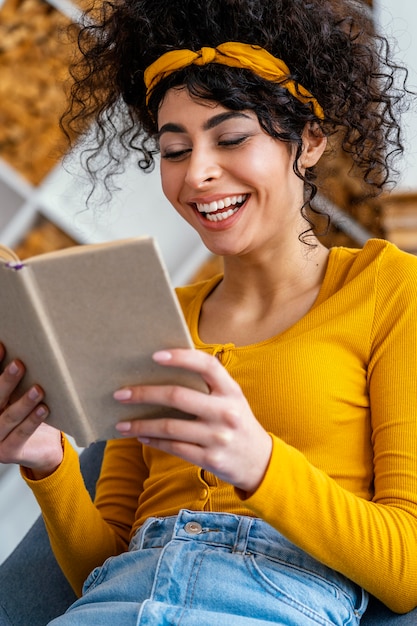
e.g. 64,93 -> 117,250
195,194 -> 248,222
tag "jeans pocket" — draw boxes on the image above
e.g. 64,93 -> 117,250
82,557 -> 114,595
246,553 -> 356,626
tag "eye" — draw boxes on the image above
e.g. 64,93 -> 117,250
218,135 -> 249,148
161,147 -> 192,161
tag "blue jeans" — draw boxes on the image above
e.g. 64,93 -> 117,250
48,509 -> 368,625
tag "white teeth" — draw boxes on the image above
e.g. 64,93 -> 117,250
206,207 -> 240,222
196,194 -> 247,213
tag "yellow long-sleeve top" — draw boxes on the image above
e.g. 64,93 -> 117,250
24,239 -> 417,613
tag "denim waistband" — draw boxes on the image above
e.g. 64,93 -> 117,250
129,509 -> 368,615
131,509 -> 257,554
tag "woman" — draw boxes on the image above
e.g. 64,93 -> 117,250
1,0 -> 416,624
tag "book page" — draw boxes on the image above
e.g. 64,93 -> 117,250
0,262 -> 94,444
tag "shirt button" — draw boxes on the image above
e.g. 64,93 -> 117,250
184,521 -> 203,535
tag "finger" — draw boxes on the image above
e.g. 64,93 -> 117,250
114,381 -> 229,424
135,437 -> 209,468
152,349 -> 239,396
115,410 -> 229,474
115,392 -> 243,454
0,385 -> 46,441
5,404 -> 49,443
0,360 -> 25,410
0,404 -> 50,465
117,410 -> 213,444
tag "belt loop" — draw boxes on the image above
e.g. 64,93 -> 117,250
134,516 -> 158,550
233,516 -> 253,554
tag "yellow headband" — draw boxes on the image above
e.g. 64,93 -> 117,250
144,42 -> 324,119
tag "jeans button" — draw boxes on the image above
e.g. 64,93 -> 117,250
184,521 -> 203,535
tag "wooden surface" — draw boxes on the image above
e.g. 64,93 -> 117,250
0,0 -> 76,185
13,215 -> 78,259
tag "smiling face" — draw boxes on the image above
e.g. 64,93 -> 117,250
158,87 -> 323,258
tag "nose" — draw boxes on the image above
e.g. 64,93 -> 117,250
184,146 -> 222,189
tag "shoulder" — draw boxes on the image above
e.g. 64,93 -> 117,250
351,240 -> 417,317
321,239 -> 417,311
334,238 -> 417,283
363,239 -> 417,289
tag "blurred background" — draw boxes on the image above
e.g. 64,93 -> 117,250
0,0 -> 416,564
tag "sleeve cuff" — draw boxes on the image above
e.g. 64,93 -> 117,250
20,435 -> 79,493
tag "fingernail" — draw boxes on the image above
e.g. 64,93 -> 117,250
115,421 -> 132,433
153,351 -> 172,362
113,389 -> 132,401
28,387 -> 41,401
36,406 -> 48,418
8,362 -> 20,376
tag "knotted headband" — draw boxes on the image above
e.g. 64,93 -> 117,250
144,42 -> 324,119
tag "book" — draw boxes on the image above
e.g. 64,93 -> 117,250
0,237 -> 208,447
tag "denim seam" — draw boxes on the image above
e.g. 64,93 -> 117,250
177,547 -> 209,625
244,554 -> 349,626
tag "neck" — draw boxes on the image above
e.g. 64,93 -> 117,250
220,238 -> 329,302
198,239 -> 330,346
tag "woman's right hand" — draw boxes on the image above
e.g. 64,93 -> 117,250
0,343 -> 63,478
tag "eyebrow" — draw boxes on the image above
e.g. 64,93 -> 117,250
158,111 -> 251,137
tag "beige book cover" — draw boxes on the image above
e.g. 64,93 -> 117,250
0,237 -> 207,447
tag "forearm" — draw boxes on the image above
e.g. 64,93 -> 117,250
22,437 -> 128,596
241,435 -> 417,614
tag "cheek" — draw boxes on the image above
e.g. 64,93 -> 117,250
160,167 -> 191,220
236,145 -> 290,185
160,164 -> 178,205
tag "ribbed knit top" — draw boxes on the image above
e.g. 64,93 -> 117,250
25,239 -> 417,612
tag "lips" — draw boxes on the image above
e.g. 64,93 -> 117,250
194,194 -> 248,222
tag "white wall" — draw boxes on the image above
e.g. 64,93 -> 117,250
375,0 -> 417,190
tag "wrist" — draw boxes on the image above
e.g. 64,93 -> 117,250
23,433 -> 65,480
26,460 -> 62,480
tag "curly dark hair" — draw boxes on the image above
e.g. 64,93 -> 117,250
63,0 -> 409,218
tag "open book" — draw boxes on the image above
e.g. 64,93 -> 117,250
0,237 -> 207,446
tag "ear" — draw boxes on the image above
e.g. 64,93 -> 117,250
299,123 -> 327,169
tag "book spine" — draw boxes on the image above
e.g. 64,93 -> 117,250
0,245 -> 20,262
8,266 -> 95,447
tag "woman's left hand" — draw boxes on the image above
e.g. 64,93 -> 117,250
114,349 -> 272,496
